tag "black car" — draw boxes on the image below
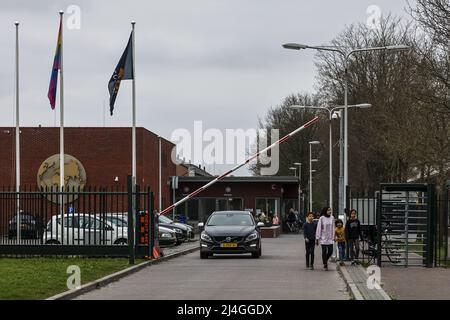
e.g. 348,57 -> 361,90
158,214 -> 193,245
199,211 -> 264,259
8,213 -> 44,239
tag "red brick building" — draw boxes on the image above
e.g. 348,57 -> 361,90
172,176 -> 303,225
0,127 -> 176,211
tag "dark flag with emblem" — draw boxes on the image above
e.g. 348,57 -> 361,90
108,32 -> 134,115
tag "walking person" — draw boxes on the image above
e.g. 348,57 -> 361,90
345,209 -> 362,265
287,208 -> 297,233
334,219 -> 346,266
316,207 -> 335,271
303,212 -> 318,270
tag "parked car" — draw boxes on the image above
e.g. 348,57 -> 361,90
158,214 -> 194,244
44,213 -> 128,245
158,226 -> 177,247
105,213 -> 177,247
8,213 -> 44,240
199,211 -> 264,259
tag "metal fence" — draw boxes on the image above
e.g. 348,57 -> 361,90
435,188 -> 449,266
348,190 -> 378,266
348,184 -> 448,267
0,177 -> 154,261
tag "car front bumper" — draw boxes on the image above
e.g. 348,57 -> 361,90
200,240 -> 260,254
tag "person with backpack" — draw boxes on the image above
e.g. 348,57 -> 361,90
345,209 -> 362,265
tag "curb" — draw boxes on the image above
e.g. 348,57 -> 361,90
336,263 -> 391,300
46,246 -> 200,300
336,264 -> 364,300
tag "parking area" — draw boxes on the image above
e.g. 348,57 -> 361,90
76,234 -> 349,300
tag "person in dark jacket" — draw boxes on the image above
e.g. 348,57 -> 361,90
345,209 -> 361,265
303,212 -> 318,270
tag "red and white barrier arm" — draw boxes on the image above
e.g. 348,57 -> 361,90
159,116 -> 320,216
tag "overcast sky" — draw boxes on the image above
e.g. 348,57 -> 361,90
0,0 -> 414,175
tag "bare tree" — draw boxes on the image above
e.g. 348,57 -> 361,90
315,14 -> 449,190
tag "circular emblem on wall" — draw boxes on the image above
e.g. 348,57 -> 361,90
37,154 -> 87,204
225,187 -> 232,194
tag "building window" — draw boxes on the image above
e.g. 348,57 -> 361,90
255,198 -> 279,220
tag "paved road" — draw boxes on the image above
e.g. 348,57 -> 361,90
77,234 -> 349,300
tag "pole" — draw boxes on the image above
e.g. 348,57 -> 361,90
329,115 -> 333,212
343,59 -> 348,223
131,21 -> 137,183
298,164 -> 302,215
310,147 -> 312,213
15,21 -> 21,242
59,11 -> 65,241
159,136 -> 162,212
339,110 -> 344,220
159,117 -> 320,216
130,21 -> 137,261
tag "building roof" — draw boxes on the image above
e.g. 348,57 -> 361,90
177,162 -> 213,177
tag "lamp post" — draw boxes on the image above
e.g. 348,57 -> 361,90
292,103 -> 371,215
293,162 -> 302,214
283,43 -> 409,220
309,141 -> 320,212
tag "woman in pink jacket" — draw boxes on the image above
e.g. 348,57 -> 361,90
315,207 -> 335,270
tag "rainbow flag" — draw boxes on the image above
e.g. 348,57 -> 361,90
48,19 -> 62,110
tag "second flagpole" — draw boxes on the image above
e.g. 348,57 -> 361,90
59,11 -> 65,239
131,21 -> 136,184
15,21 -> 21,242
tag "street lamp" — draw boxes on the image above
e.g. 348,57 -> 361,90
292,103 -> 371,213
309,141 -> 320,212
293,162 -> 302,214
283,42 -> 409,220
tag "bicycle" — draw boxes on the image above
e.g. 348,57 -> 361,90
360,222 -> 403,265
286,221 -> 300,234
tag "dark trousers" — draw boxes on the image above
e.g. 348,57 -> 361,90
337,242 -> 346,261
348,239 -> 360,260
305,239 -> 315,266
321,244 -> 333,266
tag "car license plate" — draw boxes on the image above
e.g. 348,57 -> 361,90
221,243 -> 237,248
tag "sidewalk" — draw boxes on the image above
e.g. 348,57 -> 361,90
380,266 -> 450,300
337,263 -> 391,300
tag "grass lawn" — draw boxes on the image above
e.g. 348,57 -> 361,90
0,257 -> 143,300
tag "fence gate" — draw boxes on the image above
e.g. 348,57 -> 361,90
377,183 -> 436,267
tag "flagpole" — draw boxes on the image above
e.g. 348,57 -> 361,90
15,21 -> 21,243
131,21 -> 136,184
59,11 -> 65,237
159,136 -> 162,212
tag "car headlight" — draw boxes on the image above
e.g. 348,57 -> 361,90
245,231 -> 259,242
201,232 -> 212,242
160,232 -> 173,238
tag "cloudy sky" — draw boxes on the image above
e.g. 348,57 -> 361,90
0,0 -> 413,175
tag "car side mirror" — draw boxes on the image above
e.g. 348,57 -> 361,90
198,222 -> 204,231
257,222 -> 265,228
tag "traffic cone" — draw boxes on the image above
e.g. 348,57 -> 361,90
152,246 -> 164,259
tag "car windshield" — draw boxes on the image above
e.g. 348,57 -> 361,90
159,215 -> 173,224
207,213 -> 254,226
106,216 -> 127,227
